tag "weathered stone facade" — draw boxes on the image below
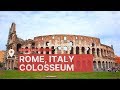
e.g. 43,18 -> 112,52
4,23 -> 116,71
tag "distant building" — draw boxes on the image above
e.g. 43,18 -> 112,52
0,50 -> 5,63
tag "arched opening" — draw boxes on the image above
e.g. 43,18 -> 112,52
98,61 -> 101,69
41,47 -> 43,54
69,41 -> 73,46
32,42 -> 35,47
64,36 -> 67,40
64,46 -> 68,54
104,50 -> 106,56
92,43 -> 95,47
106,61 -> 108,69
87,47 -> 90,54
36,47 -> 38,54
102,61 -> 105,70
25,47 -> 28,53
81,47 -> 85,54
93,61 -> 97,70
46,41 -> 49,46
17,43 -> 21,52
101,49 -> 103,57
76,46 -> 79,54
70,47 -> 73,54
97,48 -> 100,57
57,46 -> 61,54
51,46 -> 55,54
92,48 -> 95,57
46,47 -> 49,54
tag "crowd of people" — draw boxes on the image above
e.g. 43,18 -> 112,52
107,66 -> 120,72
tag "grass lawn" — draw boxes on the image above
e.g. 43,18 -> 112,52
0,70 -> 120,79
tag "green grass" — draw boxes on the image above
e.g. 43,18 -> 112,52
0,70 -> 120,79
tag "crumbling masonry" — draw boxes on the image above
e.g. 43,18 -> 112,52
4,23 -> 116,71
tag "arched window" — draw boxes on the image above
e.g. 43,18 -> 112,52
92,43 -> 95,47
64,36 -> 67,40
69,41 -> 73,46
92,48 -> 95,56
41,47 -> 43,54
98,61 -> 101,69
70,47 -> 73,54
101,49 -> 103,57
104,50 -> 106,56
81,47 -> 85,54
17,43 -> 21,52
87,47 -> 90,54
102,61 -> 105,69
46,47 -> 49,54
97,48 -> 100,57
76,46 -> 79,54
25,47 -> 28,53
93,61 -> 97,70
46,41 -> 49,46
36,47 -> 38,54
51,46 -> 55,54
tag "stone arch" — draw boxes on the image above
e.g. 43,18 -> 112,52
109,62 -> 111,68
87,47 -> 90,54
46,41 -> 49,46
64,36 -> 67,40
92,43 -> 95,47
41,47 -> 43,54
92,48 -> 95,57
46,47 -> 49,54
69,41 -> 73,46
93,61 -> 97,70
51,46 -> 55,54
101,49 -> 103,57
106,61 -> 108,69
25,46 -> 28,53
17,43 -> 21,52
81,47 -> 85,54
36,47 -> 38,54
104,50 -> 106,56
63,46 -> 68,54
31,42 -> 35,47
70,47 -> 73,54
97,48 -> 100,57
98,61 -> 101,69
76,46 -> 79,54
102,61 -> 105,70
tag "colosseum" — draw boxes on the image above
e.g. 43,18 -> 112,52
4,23 -> 116,71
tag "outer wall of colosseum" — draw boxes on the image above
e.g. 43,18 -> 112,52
5,23 -> 116,71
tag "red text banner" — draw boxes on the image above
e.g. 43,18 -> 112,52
18,54 -> 93,72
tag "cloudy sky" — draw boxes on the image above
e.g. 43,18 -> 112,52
0,11 -> 120,56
